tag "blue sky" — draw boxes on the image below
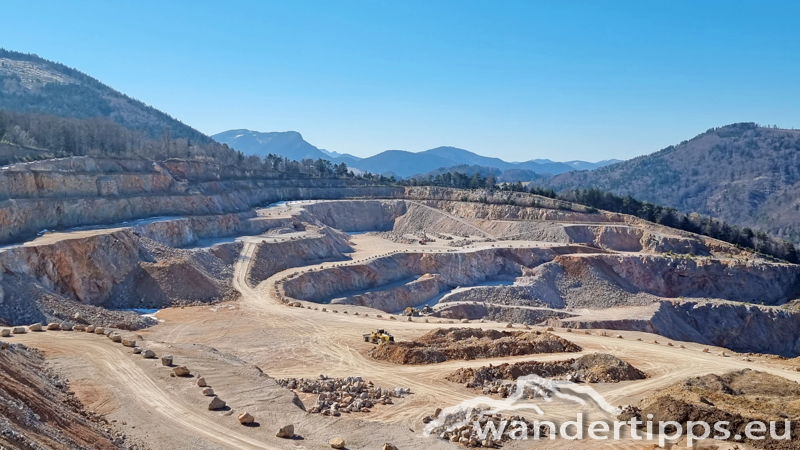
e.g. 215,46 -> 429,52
3,1 -> 799,161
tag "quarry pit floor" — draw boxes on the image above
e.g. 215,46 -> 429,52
8,230 -> 800,449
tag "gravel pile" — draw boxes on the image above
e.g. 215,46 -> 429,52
277,375 -> 411,415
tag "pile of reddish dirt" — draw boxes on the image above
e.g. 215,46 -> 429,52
368,328 -> 581,364
0,342 -> 124,450
621,369 -> 800,449
570,353 -> 647,382
447,353 -> 646,386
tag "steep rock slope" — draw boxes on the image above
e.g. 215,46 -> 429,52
0,343 -> 123,449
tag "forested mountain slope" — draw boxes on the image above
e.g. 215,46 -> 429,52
546,123 -> 800,243
0,48 -> 209,143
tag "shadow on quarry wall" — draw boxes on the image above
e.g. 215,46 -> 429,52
556,300 -> 800,357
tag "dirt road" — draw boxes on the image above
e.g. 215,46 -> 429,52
10,230 -> 800,449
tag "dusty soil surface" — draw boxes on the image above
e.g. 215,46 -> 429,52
447,353 -> 646,387
623,369 -> 800,449
367,328 -> 581,364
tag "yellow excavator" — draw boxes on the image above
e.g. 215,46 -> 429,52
363,329 -> 395,344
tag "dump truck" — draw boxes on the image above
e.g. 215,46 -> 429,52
363,329 -> 395,344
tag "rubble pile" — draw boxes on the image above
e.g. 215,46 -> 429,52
447,353 -> 647,395
426,408 -> 542,447
277,375 -> 411,416
368,328 -> 582,364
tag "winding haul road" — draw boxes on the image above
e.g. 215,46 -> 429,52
9,225 -> 800,449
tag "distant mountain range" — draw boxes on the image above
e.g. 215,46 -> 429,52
212,129 -> 621,178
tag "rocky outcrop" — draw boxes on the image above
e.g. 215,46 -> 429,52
553,253 -> 800,305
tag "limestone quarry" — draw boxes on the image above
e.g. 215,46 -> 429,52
2,155 -> 800,449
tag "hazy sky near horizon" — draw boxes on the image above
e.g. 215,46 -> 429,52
3,1 -> 800,161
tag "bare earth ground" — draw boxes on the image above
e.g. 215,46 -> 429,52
8,228 -> 800,449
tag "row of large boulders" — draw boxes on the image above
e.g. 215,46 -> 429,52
277,375 -> 411,416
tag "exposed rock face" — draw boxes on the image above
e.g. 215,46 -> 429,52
435,302 -> 574,324
553,253 -> 800,305
332,273 -> 446,312
246,231 -> 353,287
299,200 -> 407,231
283,247 -> 557,308
556,300 -> 800,357
0,156 -> 404,246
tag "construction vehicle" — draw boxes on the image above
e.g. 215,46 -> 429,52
421,305 -> 433,315
403,307 -> 421,316
363,329 -> 395,344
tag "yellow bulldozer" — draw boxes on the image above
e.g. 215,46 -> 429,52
403,305 -> 433,316
363,329 -> 395,344
403,307 -> 420,316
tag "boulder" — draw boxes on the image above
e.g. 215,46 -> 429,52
47,323 -> 60,330
94,327 -> 105,334
142,349 -> 156,358
238,412 -> 254,425
12,327 -> 26,334
109,334 -> 122,342
202,387 -> 215,396
197,377 -> 207,387
60,322 -> 73,331
382,443 -> 398,450
208,397 -> 226,410
276,424 -> 294,438
74,325 -> 86,332
132,347 -> 143,354
122,338 -> 136,347
28,323 -> 42,332
1,329 -> 10,337
173,366 -> 190,376
86,325 -> 95,333
161,355 -> 173,366
329,437 -> 345,449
